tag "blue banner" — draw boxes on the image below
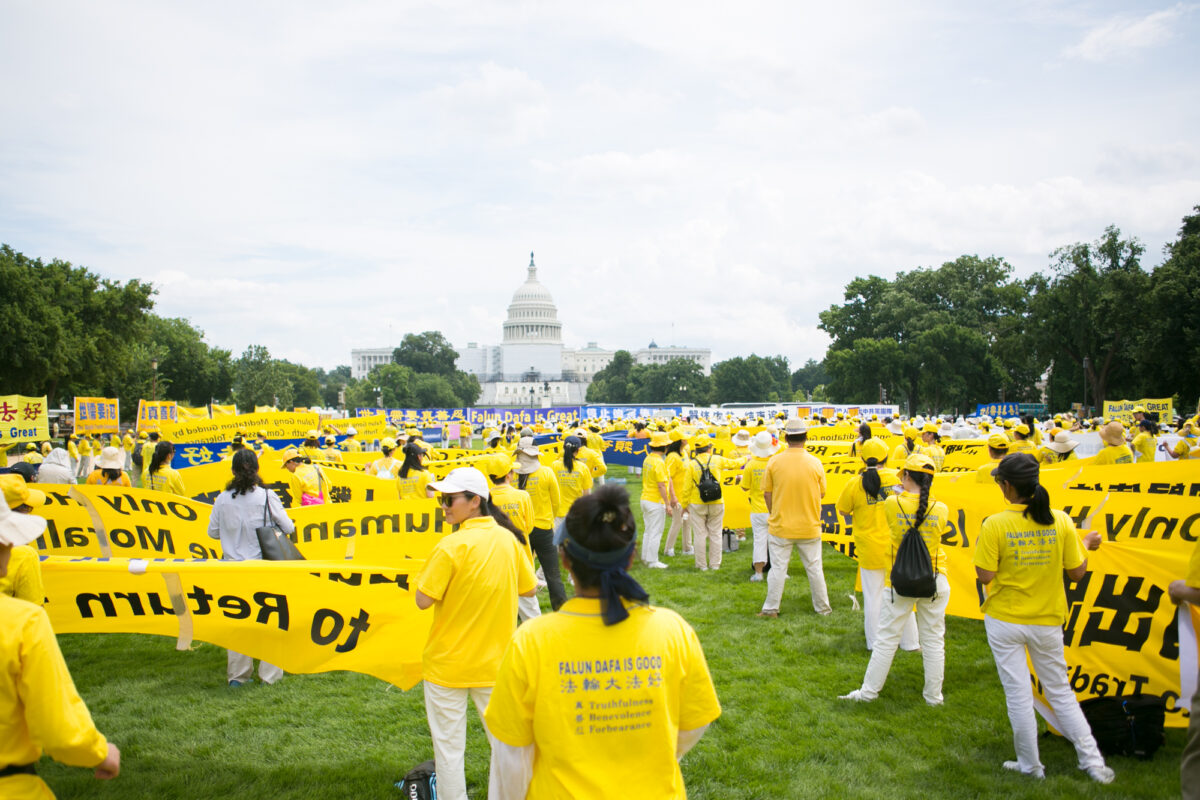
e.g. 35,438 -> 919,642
975,402 -> 1021,418
356,407 -> 583,427
581,405 -> 688,421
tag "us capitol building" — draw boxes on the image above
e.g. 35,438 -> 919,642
351,253 -> 711,406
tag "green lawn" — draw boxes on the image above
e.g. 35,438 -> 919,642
45,467 -> 1184,799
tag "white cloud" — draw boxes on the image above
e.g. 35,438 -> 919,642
1065,3 -> 1195,61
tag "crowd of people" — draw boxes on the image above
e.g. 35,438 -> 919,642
2,403 -> 1198,798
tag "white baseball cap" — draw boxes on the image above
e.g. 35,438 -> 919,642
427,467 -> 490,500
0,501 -> 47,547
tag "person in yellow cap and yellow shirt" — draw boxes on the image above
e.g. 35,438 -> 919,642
280,447 -> 325,505
662,431 -> 689,557
891,425 -> 921,471
0,500 -> 122,799
321,435 -> 344,463
22,444 -> 43,465
639,432 -> 673,568
917,423 -> 945,471
976,434 -> 1012,483
514,436 -> 566,610
551,436 -> 592,529
1009,424 -> 1035,455
0,475 -> 48,606
1131,418 -> 1158,463
1093,421 -> 1134,465
367,438 -> 400,479
137,433 -> 156,486
573,428 -> 607,486
483,453 -> 539,621
300,431 -> 323,462
836,439 -> 918,652
680,436 -> 744,571
395,442 -> 433,500
121,430 -> 135,474
840,452 -> 951,706
1166,418 -> 1199,460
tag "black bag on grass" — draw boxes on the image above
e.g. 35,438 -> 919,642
890,527 -> 937,598
1079,695 -> 1165,760
722,528 -> 740,552
395,759 -> 437,799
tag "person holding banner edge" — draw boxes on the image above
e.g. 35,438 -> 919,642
974,452 -> 1114,784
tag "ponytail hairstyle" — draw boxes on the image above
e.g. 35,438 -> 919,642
859,439 -> 890,501
102,468 -> 123,483
857,422 -> 872,442
1138,418 -> 1159,436
398,441 -> 425,479
561,484 -> 649,625
665,438 -> 684,456
517,472 -> 530,490
148,441 -> 174,477
226,449 -> 264,497
993,452 -> 1053,526
562,435 -> 581,472
904,469 -> 935,536
904,435 -> 916,453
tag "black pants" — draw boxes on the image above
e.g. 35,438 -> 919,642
529,526 -> 567,610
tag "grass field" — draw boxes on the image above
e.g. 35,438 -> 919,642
43,466 -> 1184,799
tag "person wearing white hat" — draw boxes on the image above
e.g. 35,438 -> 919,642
741,432 -> 777,581
340,426 -> 362,452
758,419 -> 831,617
85,447 -> 133,487
414,467 -> 537,800
1040,431 -> 1080,465
0,502 -> 122,795
1093,421 -> 1134,466
514,437 -> 567,610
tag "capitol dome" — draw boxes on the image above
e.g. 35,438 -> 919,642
503,252 -> 563,344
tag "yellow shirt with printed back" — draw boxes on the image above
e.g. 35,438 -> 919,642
86,470 -> 132,487
664,452 -> 686,504
415,516 -> 537,687
491,482 -> 535,563
890,443 -> 915,471
0,595 -> 109,800
881,491 -> 950,586
1093,443 -> 1134,466
519,465 -> 561,530
1131,432 -> 1156,463
836,469 -> 900,571
1173,436 -> 1198,459
0,546 -> 45,606
1008,439 -> 1034,455
740,456 -> 770,514
553,458 -> 593,513
917,443 -> 946,472
680,454 -> 743,507
145,467 -> 187,497
976,459 -> 1001,484
484,597 -> 722,800
763,447 -> 826,540
640,453 -> 670,505
577,446 -> 607,481
341,437 -> 363,453
396,469 -> 431,501
973,504 -> 1087,626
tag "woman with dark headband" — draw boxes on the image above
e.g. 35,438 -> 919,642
485,484 -> 721,799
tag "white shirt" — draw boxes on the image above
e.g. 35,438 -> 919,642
206,486 -> 295,561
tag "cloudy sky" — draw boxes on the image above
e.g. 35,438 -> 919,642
2,1 -> 1197,372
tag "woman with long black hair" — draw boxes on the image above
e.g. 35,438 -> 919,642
145,441 -> 186,496
551,435 -> 592,531
840,453 -> 951,705
396,441 -> 433,499
974,453 -> 1113,783
485,484 -> 721,799
206,449 -> 293,686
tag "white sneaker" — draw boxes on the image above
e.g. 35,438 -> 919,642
749,573 -> 763,582
697,566 -> 708,571
664,550 -> 675,557
838,689 -> 873,702
1003,761 -> 1044,779
1084,765 -> 1114,784
681,547 -> 694,555
647,561 -> 668,569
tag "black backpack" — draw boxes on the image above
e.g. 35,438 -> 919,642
394,759 -> 437,799
1079,695 -> 1165,760
696,454 -> 722,503
890,525 -> 937,598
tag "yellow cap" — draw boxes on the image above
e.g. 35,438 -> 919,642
859,439 -> 888,463
987,433 -> 1010,450
903,453 -> 937,475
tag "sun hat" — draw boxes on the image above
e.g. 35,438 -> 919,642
939,422 -> 953,437
887,420 -> 904,435
1099,420 -> 1126,447
1045,431 -> 1080,454
987,433 -> 1010,451
732,429 -> 751,447
921,422 -> 939,435
903,453 -> 937,475
516,435 -> 539,457
1,475 -> 47,511
0,499 -> 47,547
346,426 -> 357,435
749,432 -> 776,458
783,418 -> 808,435
428,467 -> 490,501
648,432 -> 671,448
278,446 -> 304,464
96,446 -> 125,470
668,428 -> 686,442
859,438 -> 889,464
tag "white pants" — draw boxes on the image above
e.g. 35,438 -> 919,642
860,568 -> 919,652
227,651 -> 284,684
690,503 -> 724,569
663,500 -> 688,552
423,681 -> 497,800
639,499 -> 667,563
750,513 -> 769,565
517,594 -> 542,621
984,616 -> 1106,774
762,535 -> 831,614
856,574 -> 950,704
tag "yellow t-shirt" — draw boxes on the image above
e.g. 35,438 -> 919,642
836,469 -> 900,571
396,469 -> 431,501
0,595 -> 109,800
664,452 -> 686,502
341,438 -> 363,453
1093,444 -> 1134,466
763,447 -> 825,539
369,456 -> 400,479
881,491 -> 950,585
553,458 -> 593,514
973,504 -> 1086,626
321,447 -> 344,463
578,446 -> 607,480
414,517 -> 537,687
518,466 -> 561,530
0,546 -> 45,606
640,453 -> 670,505
976,459 -> 1001,484
145,467 -> 187,496
889,442 -> 914,471
1008,439 -> 1034,455
1173,436 -> 1197,459
917,443 -> 946,471
484,597 -> 722,800
680,454 -> 743,507
85,470 -> 132,487
740,456 -> 770,514
491,482 -> 535,563
1131,432 -> 1156,463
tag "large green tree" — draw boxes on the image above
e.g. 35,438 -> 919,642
143,316 -> 233,407
393,331 -> 459,376
346,364 -> 417,409
1137,207 -> 1200,409
586,350 -> 634,403
709,355 -> 791,404
232,345 -> 294,411
628,359 -> 711,404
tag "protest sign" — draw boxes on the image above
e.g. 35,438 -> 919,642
0,395 -> 49,446
73,397 -> 120,435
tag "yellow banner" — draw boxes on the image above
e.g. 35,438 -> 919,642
177,405 -> 211,422
340,414 -> 389,441
136,400 -> 178,433
73,397 -> 120,435
255,405 -> 279,413
0,395 -> 49,445
177,455 -> 398,507
42,558 -> 431,689
159,411 -> 320,444
211,404 -> 237,417
1103,397 -> 1174,427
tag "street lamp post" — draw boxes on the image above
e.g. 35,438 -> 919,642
150,358 -> 158,401
1082,356 -> 1091,416
529,386 -> 535,409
